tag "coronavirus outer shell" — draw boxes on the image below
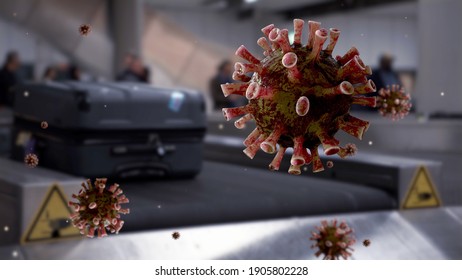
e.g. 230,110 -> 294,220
68,178 -> 129,238
221,19 -> 377,173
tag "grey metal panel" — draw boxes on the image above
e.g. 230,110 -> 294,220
0,158 -> 83,245
17,207 -> 462,260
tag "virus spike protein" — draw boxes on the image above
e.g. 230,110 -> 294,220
68,178 -> 130,238
221,19 -> 376,173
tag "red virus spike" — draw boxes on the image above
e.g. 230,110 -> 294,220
325,28 -> 340,55
269,28 -> 292,54
269,147 -> 287,171
221,83 -> 248,97
291,136 -> 306,166
310,146 -> 324,173
221,19 -> 377,174
288,164 -> 302,175
235,45 -> 260,65
307,28 -> 328,62
261,124 -> 285,154
307,21 -> 321,49
310,219 -> 356,260
336,46 -> 359,65
352,96 -> 377,107
68,178 -> 130,238
257,37 -> 272,56
338,118 -> 369,140
293,19 -> 304,46
354,79 -> 376,94
243,134 -> 266,159
300,148 -> 312,165
245,82 -> 273,99
282,52 -> 301,81
261,24 -> 278,51
235,62 -> 260,75
232,71 -> 251,82
243,128 -> 261,147
377,84 -> 412,120
234,114 -> 253,129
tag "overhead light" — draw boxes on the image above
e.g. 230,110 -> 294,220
244,0 -> 258,3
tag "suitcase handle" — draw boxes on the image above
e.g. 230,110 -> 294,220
111,134 -> 175,156
114,162 -> 170,178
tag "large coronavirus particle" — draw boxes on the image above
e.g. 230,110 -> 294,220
68,178 -> 130,238
310,219 -> 355,260
376,84 -> 411,120
221,19 -> 377,173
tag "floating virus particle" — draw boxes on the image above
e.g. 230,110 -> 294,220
376,84 -> 411,120
221,19 -> 376,174
40,121 -> 48,129
326,161 -> 334,168
68,178 -> 130,238
310,219 -> 355,260
79,24 -> 91,36
338,143 -> 357,158
24,153 -> 39,168
172,231 -> 180,240
363,239 -> 371,247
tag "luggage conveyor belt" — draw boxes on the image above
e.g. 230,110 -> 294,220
120,161 -> 395,232
203,134 -> 443,207
0,157 -> 395,246
5,207 -> 461,260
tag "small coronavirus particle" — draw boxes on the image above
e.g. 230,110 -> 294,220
68,178 -> 129,238
363,239 -> 371,247
79,24 -> 91,36
377,84 -> 412,120
172,231 -> 180,240
24,153 -> 39,167
40,121 -> 48,129
221,19 -> 376,174
310,219 -> 355,260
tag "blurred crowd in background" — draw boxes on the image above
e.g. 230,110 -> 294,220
0,48 -> 402,112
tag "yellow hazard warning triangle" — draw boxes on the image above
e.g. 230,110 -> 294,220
21,184 -> 81,243
401,166 -> 441,209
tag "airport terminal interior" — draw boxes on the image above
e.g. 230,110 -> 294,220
0,0 -> 461,260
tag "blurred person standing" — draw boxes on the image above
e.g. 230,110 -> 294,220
209,60 -> 245,110
42,66 -> 57,82
371,53 -> 401,91
0,51 -> 21,107
117,54 -> 150,83
69,65 -> 81,81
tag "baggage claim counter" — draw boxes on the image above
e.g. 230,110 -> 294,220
0,82 -> 461,259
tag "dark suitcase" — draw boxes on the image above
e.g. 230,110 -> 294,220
11,81 -> 206,178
